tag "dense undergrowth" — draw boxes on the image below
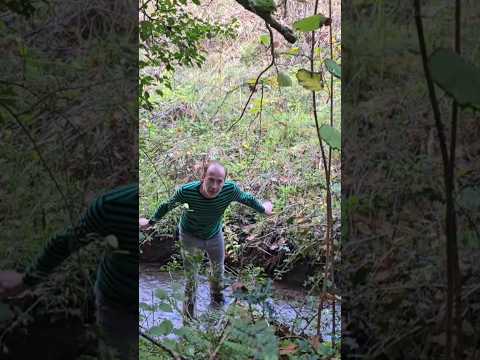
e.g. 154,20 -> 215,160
0,0 -> 136,358
342,1 -> 480,358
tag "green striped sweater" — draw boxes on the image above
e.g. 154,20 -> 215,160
22,184 -> 138,309
151,181 -> 265,239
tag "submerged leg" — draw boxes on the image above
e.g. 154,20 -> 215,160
205,230 -> 225,306
180,229 -> 204,320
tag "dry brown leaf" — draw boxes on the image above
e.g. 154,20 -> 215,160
231,281 -> 247,293
309,335 -> 321,350
279,343 -> 298,355
374,270 -> 390,283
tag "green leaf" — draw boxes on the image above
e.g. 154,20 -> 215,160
296,69 -> 323,91
293,14 -> 328,32
462,231 -> 480,248
457,186 -> 480,210
429,48 -> 480,110
149,320 -> 174,336
0,303 -> 13,322
325,59 -> 341,79
139,302 -> 155,312
259,34 -> 270,46
250,0 -> 276,13
173,326 -> 191,337
319,124 -> 341,150
277,72 -> 292,87
155,288 -> 168,300
227,319 -> 279,359
157,302 -> 173,312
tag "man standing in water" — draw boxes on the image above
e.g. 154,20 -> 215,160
140,161 -> 273,320
0,184 -> 138,360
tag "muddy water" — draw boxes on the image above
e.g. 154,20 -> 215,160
140,264 -> 340,341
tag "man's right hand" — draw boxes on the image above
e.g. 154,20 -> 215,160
139,217 -> 152,230
262,201 -> 274,216
0,270 -> 25,299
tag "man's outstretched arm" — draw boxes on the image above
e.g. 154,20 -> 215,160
22,195 -> 109,286
140,187 -> 185,228
0,194 -> 108,297
233,184 -> 273,215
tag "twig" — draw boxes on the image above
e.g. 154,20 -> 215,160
227,23 -> 276,132
209,319 -> 231,360
0,296 -> 43,344
414,2 -> 462,358
0,103 -> 71,223
139,328 -> 184,360
209,85 -> 241,124
140,147 -> 170,192
451,2 -> 463,358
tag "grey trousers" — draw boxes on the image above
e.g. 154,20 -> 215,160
95,286 -> 138,360
179,228 -> 225,319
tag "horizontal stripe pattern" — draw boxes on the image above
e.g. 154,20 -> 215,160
152,181 -> 265,239
23,184 -> 139,307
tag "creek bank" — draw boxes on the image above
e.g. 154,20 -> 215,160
140,232 -> 320,288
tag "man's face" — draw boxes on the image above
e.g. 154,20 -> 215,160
201,164 -> 225,198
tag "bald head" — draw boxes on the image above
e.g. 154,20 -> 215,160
200,161 -> 226,198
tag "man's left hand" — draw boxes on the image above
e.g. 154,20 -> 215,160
139,217 -> 151,230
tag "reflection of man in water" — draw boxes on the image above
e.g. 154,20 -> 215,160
140,161 -> 273,320
0,184 -> 138,360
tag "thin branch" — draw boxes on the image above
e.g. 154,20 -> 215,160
139,328 -> 184,360
0,103 -> 71,221
327,0 -> 335,347
414,2 -> 462,359
234,0 -> 297,43
208,320 -> 231,360
413,1 -> 449,168
140,147 -> 170,192
451,1 -> 463,358
227,23 -> 276,132
209,85 -> 241,124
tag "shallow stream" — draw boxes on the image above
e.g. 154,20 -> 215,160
139,264 -> 340,341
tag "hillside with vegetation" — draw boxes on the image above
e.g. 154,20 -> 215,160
139,0 -> 341,358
